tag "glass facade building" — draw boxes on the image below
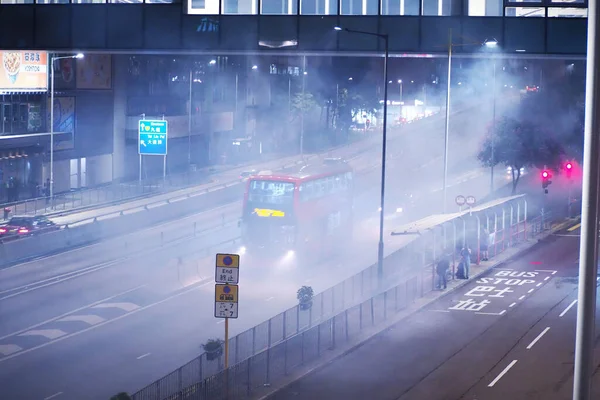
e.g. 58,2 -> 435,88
0,0 -> 588,18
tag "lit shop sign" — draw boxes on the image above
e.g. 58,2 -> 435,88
254,208 -> 285,218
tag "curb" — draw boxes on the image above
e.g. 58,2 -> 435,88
255,224 -> 567,400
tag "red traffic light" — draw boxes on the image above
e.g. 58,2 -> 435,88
566,162 -> 573,170
542,171 -> 549,179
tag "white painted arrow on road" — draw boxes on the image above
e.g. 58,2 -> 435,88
91,302 -> 140,312
0,344 -> 22,356
58,314 -> 106,326
19,329 -> 67,340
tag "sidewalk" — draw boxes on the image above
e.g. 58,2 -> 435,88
252,218 -> 577,400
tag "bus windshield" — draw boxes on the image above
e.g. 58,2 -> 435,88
248,180 -> 295,205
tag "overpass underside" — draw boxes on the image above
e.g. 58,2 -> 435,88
0,0 -> 587,57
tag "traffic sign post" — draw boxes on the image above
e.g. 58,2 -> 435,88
455,195 -> 466,211
138,119 -> 168,183
214,253 -> 241,371
466,195 -> 476,208
215,253 -> 240,284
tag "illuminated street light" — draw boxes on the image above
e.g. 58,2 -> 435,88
209,59 -> 216,65
251,65 -> 258,70
484,38 -> 499,47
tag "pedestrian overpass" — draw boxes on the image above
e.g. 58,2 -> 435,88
0,0 -> 587,56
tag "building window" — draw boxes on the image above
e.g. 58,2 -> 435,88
468,0 -> 502,16
261,0 -> 298,14
1,0 -> 34,3
422,0 -> 453,15
301,0 -> 338,14
71,0 -> 107,3
187,0 -> 220,14
547,7 -> 587,17
222,0 -> 258,14
340,0 -> 378,15
381,0 -> 419,15
505,6 -> 545,16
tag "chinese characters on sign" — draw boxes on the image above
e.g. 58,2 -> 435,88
0,50 -> 48,94
447,269 -> 553,314
214,284 -> 239,319
215,253 -> 240,284
138,120 -> 168,155
214,253 -> 240,319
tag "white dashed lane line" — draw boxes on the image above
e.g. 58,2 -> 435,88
488,360 -> 518,387
0,287 -> 150,360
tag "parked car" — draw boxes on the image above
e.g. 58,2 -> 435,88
0,216 -> 60,240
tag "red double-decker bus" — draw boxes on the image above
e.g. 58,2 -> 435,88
240,159 -> 354,262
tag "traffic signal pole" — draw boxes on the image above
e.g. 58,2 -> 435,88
573,0 -> 600,397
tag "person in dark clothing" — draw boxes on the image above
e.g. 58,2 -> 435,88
436,255 -> 450,290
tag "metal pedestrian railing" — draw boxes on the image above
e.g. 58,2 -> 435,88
132,199 -> 554,400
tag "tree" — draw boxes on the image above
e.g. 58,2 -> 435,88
478,116 -> 564,194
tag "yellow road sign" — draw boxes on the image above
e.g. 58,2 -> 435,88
215,284 -> 239,303
216,253 -> 240,269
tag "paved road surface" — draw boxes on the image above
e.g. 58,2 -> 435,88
267,225 -> 600,400
0,99 -> 517,399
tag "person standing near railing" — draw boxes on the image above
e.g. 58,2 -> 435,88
460,245 -> 472,279
436,255 -> 450,290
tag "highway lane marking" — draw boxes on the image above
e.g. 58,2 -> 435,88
429,310 -> 450,313
528,289 -> 535,294
544,277 -> 550,281
568,223 -> 581,232
265,297 -> 275,301
0,344 -> 22,355
0,280 -> 211,363
19,329 -> 67,340
475,310 -> 506,315
0,218 -> 230,302
526,327 -> 550,350
0,285 -> 145,342
136,352 -> 151,360
43,392 -> 63,400
519,295 -> 526,300
536,283 -> 542,287
552,271 -> 557,275
559,299 -> 578,318
509,302 -> 516,308
534,269 -> 558,273
57,315 -> 106,326
0,202 -> 237,273
92,302 -> 140,312
488,359 -> 518,387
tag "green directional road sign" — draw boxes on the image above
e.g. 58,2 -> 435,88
138,120 -> 168,155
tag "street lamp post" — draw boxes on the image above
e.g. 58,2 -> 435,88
49,53 -> 83,200
442,29 -> 452,214
484,39 -> 499,195
335,26 -> 389,287
398,79 -> 403,102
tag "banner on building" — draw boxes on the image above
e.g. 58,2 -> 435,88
0,51 -> 48,94
54,57 -> 76,90
76,54 -> 112,90
46,97 -> 75,151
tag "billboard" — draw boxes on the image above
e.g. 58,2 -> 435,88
46,97 -> 75,151
76,54 -> 111,90
0,51 -> 48,94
